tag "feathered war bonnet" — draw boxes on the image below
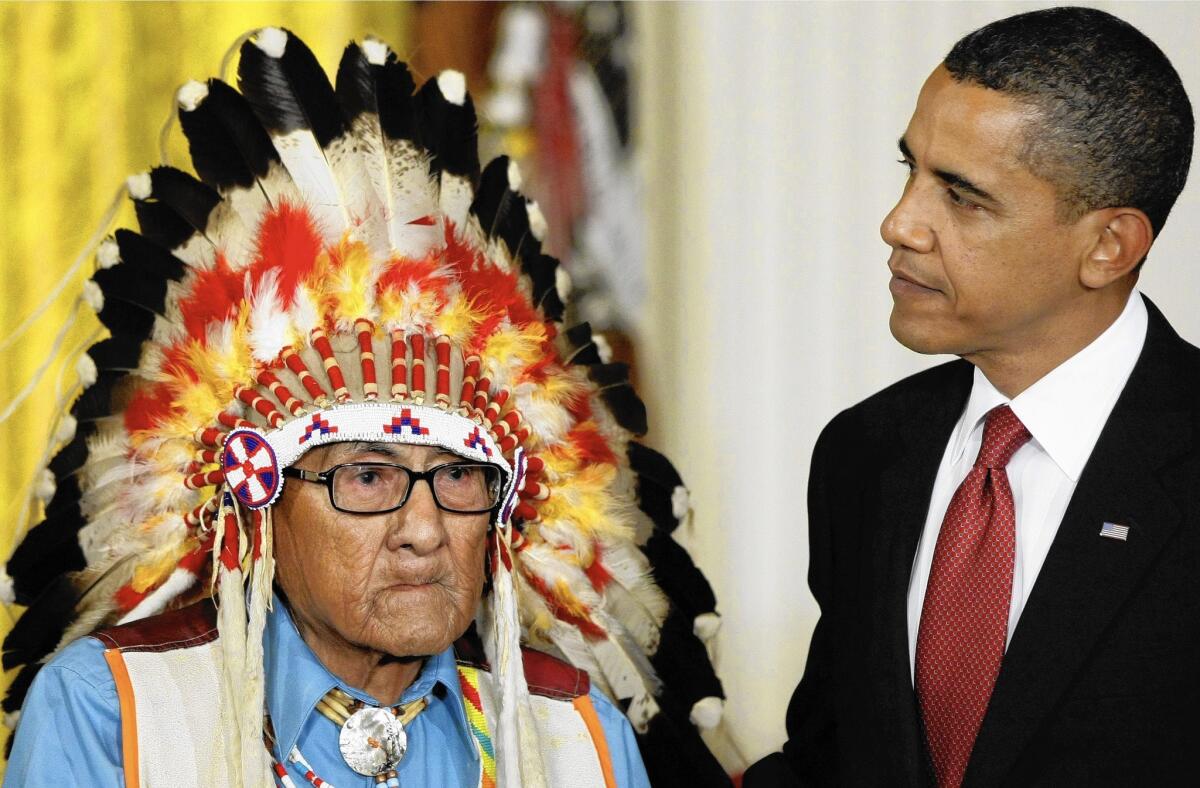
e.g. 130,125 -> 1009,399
1,27 -> 729,785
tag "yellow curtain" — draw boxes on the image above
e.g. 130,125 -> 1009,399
0,1 -> 413,768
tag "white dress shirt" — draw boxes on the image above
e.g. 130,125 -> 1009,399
906,292 -> 1149,680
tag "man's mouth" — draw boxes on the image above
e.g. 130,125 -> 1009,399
888,267 -> 940,295
387,575 -> 440,590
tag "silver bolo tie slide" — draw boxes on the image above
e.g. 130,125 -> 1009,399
320,689 -> 429,780
340,705 -> 409,776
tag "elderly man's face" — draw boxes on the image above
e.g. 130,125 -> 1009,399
881,65 -> 1093,358
273,441 -> 491,659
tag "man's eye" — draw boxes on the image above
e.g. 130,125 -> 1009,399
897,158 -> 915,175
444,466 -> 476,483
946,188 -> 977,209
354,470 -> 381,485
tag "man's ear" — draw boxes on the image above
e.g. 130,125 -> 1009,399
1078,207 -> 1153,289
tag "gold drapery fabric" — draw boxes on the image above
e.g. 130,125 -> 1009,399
0,2 -> 413,768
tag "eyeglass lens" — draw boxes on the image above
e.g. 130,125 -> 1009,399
331,463 -> 500,513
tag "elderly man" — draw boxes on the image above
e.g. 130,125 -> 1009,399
747,7 -> 1196,788
1,28 -> 723,787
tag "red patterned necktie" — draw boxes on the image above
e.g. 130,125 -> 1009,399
916,404 -> 1032,788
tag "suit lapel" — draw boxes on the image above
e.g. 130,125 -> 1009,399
966,302 -> 1193,786
872,360 -> 974,786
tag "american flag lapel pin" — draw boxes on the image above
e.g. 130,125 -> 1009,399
1099,521 -> 1130,541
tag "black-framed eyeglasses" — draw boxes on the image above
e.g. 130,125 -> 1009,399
282,462 -> 503,515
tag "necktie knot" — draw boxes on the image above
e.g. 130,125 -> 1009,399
975,405 -> 1031,470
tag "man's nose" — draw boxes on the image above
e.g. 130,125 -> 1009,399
386,479 -> 446,555
880,185 -> 935,254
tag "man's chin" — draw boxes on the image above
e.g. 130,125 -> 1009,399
889,312 -> 960,356
365,626 -> 462,660
363,602 -> 472,656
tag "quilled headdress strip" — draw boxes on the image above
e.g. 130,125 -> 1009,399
0,27 -> 728,784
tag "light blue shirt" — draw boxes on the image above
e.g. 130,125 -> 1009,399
6,601 -> 650,787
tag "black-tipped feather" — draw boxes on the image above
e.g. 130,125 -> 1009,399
6,504 -> 86,605
2,663 -> 42,715
91,231 -> 185,336
653,606 -> 725,708
180,79 -> 279,189
93,298 -> 156,339
636,690 -> 732,788
564,323 -> 602,366
47,435 -> 89,481
588,363 -> 647,435
376,57 -> 419,143
642,531 -> 718,619
335,43 -> 378,123
69,370 -> 123,423
114,229 -> 187,281
92,265 -> 170,317
238,30 -> 343,146
471,157 -> 513,233
148,167 -> 221,232
40,475 -> 81,520
2,575 -> 78,670
87,333 -> 145,373
131,199 -> 194,255
472,157 -> 536,261
526,255 -> 565,322
416,77 -> 479,180
629,442 -> 685,491
637,482 -> 682,534
497,196 -> 536,263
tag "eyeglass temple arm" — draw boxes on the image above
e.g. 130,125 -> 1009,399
288,468 -> 322,482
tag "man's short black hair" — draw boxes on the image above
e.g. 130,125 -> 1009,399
945,6 -> 1193,236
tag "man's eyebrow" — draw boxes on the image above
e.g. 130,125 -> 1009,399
933,169 -> 996,203
334,443 -> 465,465
898,136 -> 997,204
335,441 -> 400,459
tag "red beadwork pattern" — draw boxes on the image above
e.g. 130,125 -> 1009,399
916,405 -> 1031,788
384,409 -> 430,437
299,415 -> 338,445
221,430 -> 280,508
464,426 -> 493,457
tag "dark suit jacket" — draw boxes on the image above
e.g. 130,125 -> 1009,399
745,299 -> 1200,787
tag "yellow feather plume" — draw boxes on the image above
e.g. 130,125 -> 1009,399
131,534 -> 198,593
377,283 -> 443,332
533,459 -> 628,540
432,290 -> 485,344
326,239 -> 377,328
483,322 -> 546,373
553,577 -> 595,619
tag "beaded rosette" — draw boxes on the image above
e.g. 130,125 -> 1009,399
1,28 -> 728,786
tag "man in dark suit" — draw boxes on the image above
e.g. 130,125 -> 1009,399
745,8 -> 1196,787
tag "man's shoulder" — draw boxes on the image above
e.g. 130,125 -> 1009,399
1143,297 -> 1200,387
855,357 -> 973,413
36,630 -> 114,691
820,358 -> 972,443
92,599 -> 218,654
454,636 -> 591,700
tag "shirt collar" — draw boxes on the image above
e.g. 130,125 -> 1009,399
263,596 -> 468,758
951,292 -> 1148,481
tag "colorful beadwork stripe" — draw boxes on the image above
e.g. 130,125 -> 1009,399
457,666 -> 497,788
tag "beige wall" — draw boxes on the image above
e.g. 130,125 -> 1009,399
635,1 -> 1200,764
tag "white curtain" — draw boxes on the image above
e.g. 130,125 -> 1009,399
634,1 -> 1200,764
